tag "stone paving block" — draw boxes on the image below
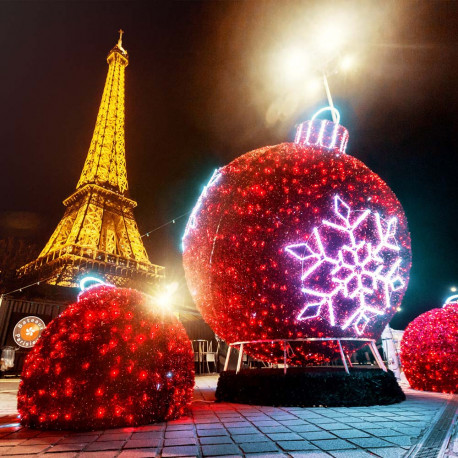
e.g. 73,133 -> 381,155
279,420 -> 309,426
289,425 -> 323,433
329,450 -> 374,457
244,453 -> 288,457
164,437 -> 197,446
47,443 -> 88,453
239,441 -> 278,453
365,428 -> 406,437
310,419 -> 342,425
226,427 -> 259,435
231,434 -> 269,444
118,448 -> 158,458
199,436 -> 234,445
299,431 -> 336,440
0,439 -> 27,446
201,443 -> 241,456
267,432 -> 303,441
134,424 -> 165,432
324,423 -> 352,430
222,421 -> 251,428
349,437 -> 396,448
387,426 -> 422,435
0,444 -> 50,455
96,433 -> 131,441
161,445 -> 199,456
251,420 -> 281,427
131,431 -> 164,440
197,423 -> 225,430
277,440 -> 319,451
367,447 -> 408,457
289,453 -> 332,457
123,439 -> 161,449
79,452 -> 118,458
59,436 -> 97,444
166,424 -> 195,431
42,453 -> 78,458
198,428 -> 229,437
331,429 -> 369,439
383,435 -> 413,446
165,429 -> 196,438
20,436 -> 63,445
311,439 -> 357,451
83,440 -> 125,451
258,426 -> 291,434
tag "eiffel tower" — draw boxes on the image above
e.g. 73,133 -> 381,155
18,31 -> 164,289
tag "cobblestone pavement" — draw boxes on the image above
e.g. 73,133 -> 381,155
0,376 -> 455,457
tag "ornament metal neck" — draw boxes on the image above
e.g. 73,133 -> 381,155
294,107 -> 349,154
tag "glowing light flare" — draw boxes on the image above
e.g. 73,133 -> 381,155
285,196 -> 404,335
154,282 -> 179,310
277,46 -> 310,83
340,54 -> 356,72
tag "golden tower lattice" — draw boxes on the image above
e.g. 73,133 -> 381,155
18,32 -> 164,288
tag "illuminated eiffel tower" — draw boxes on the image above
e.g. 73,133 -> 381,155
18,31 -> 164,289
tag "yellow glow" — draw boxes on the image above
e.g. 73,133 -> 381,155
314,16 -> 352,55
451,286 -> 457,292
279,46 -> 309,83
340,54 -> 356,72
155,282 -> 179,309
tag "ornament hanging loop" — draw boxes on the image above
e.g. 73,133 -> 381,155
79,276 -> 114,292
312,106 -> 341,125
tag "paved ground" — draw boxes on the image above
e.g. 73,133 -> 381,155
0,376 -> 456,457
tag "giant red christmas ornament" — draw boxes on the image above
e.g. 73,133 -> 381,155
401,300 -> 458,394
18,283 -> 194,430
183,109 -> 411,364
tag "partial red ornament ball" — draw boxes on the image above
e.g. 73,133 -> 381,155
183,115 -> 411,364
18,285 -> 194,430
401,302 -> 458,394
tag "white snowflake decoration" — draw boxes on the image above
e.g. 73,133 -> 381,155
285,195 -> 404,335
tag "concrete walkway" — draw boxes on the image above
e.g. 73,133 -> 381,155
0,376 -> 456,457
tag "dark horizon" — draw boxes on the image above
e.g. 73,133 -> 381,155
1,1 -> 457,329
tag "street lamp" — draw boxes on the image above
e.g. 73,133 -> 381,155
277,18 -> 358,123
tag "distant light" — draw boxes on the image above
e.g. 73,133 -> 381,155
316,19 -> 350,54
451,286 -> 457,292
340,54 -> 356,72
306,78 -> 322,96
166,372 -> 173,378
280,46 -> 309,83
154,282 -> 179,309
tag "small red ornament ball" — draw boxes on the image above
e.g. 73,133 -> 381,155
401,302 -> 458,394
18,285 -> 194,431
183,117 -> 411,364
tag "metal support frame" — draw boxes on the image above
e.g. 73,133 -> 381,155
283,340 -> 288,375
236,343 -> 244,374
368,341 -> 388,372
224,337 -> 388,374
337,339 -> 350,374
223,345 -> 232,371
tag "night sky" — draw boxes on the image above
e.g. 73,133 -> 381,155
0,1 -> 457,329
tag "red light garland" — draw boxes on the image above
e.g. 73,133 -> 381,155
183,116 -> 411,364
401,302 -> 458,394
17,286 -> 194,431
